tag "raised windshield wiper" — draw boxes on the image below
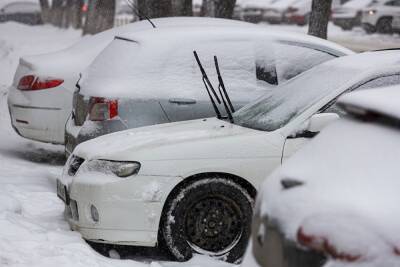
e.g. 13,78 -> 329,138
214,56 -> 234,123
193,51 -> 222,119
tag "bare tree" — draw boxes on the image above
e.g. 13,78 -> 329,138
203,0 -> 236,18
137,0 -> 173,18
308,0 -> 333,39
70,0 -> 84,29
39,0 -> 50,22
39,0 -> 84,28
84,0 -> 116,35
172,0 -> 193,16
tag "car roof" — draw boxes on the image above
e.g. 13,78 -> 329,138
338,85 -> 400,121
117,25 -> 353,56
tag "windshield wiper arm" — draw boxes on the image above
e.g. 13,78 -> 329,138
214,56 -> 234,123
193,51 -> 222,119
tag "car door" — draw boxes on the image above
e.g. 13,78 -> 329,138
281,73 -> 400,162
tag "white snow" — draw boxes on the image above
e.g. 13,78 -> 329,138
0,22 -> 236,267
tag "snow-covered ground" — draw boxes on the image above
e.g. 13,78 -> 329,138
0,22 -> 234,267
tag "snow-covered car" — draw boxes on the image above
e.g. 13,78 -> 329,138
263,0 -> 303,24
0,0 -> 41,25
58,51 -> 400,263
244,85 -> 400,267
64,27 -> 352,156
361,0 -> 400,33
332,0 -> 374,30
285,0 -> 312,26
7,17 -> 254,145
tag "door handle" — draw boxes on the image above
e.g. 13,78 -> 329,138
169,98 -> 197,105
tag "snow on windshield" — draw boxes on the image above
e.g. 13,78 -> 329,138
233,64 -> 357,131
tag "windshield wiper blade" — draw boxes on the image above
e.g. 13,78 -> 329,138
214,56 -> 234,123
193,51 -> 222,119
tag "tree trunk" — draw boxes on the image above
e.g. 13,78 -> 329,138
308,0 -> 333,39
138,0 -> 172,19
39,0 -> 50,23
83,0 -> 116,35
172,0 -> 193,16
71,0 -> 84,29
51,0 -> 64,27
203,0 -> 236,18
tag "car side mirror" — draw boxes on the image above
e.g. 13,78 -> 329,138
290,113 -> 339,139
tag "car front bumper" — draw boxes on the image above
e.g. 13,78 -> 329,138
59,172 -> 182,247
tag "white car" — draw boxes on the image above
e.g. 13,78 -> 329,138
263,0 -> 303,24
361,0 -> 400,33
332,0 -> 374,30
243,85 -> 400,267
7,17 -> 253,145
58,51 -> 400,262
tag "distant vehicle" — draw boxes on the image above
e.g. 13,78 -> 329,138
361,0 -> 400,33
64,26 -> 352,156
242,0 -> 279,23
0,1 -> 42,25
7,17 -> 253,145
263,0 -> 303,24
332,0 -> 374,30
285,0 -> 312,26
58,51 -> 400,263
243,85 -> 400,267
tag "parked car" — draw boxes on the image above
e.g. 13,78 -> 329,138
242,0 -> 279,23
7,17 -> 255,145
285,0 -> 312,26
361,0 -> 400,33
332,0 -> 374,30
0,0 -> 42,25
263,0 -> 303,24
64,27 -> 352,156
58,51 -> 400,263
244,85 -> 400,267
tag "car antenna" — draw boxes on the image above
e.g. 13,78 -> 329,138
193,51 -> 222,119
214,56 -> 234,123
126,0 -> 156,28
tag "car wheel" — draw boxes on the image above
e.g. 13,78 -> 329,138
161,177 -> 254,263
376,17 -> 393,34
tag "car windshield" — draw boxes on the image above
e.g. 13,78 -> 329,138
232,65 -> 359,131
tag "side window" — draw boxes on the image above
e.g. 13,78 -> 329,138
323,74 -> 400,115
355,74 -> 400,91
274,43 -> 335,84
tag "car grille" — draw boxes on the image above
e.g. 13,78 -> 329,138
68,155 -> 85,176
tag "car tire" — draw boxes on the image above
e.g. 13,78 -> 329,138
161,177 -> 254,263
376,17 -> 393,34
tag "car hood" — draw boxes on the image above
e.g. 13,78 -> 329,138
73,118 -> 282,161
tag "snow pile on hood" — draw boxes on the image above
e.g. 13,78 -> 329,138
260,116 -> 400,264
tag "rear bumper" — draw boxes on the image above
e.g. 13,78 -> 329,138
7,86 -> 71,144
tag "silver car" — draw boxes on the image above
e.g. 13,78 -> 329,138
65,26 -> 352,156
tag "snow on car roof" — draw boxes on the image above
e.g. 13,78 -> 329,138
338,85 -> 400,120
0,0 -> 38,9
342,0 -> 374,9
19,17 -> 256,77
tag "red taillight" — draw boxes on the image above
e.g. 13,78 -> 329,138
88,97 -> 119,121
297,227 -> 361,262
17,75 -> 64,91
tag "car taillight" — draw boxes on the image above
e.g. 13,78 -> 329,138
88,97 -> 118,121
17,75 -> 64,91
297,227 -> 361,262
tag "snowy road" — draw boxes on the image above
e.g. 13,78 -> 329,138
0,22 -> 234,267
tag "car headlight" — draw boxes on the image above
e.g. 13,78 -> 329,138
82,160 -> 141,178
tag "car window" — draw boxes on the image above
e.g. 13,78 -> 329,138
385,0 -> 400,6
3,3 -> 40,13
323,74 -> 400,115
